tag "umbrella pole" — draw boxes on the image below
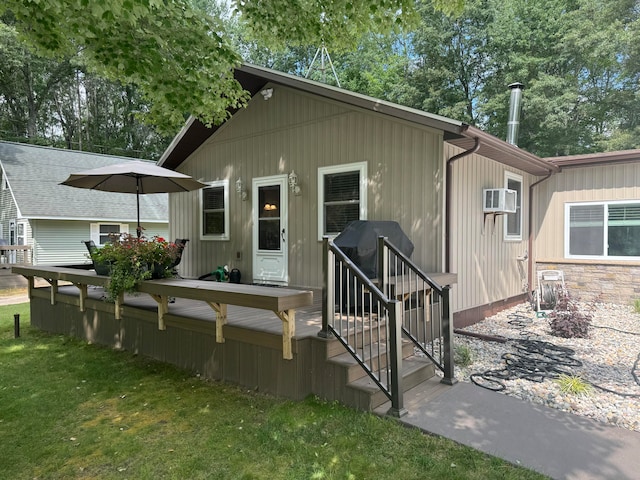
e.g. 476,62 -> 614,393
136,177 -> 141,238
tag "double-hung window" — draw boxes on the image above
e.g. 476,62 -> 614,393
200,180 -> 229,241
565,201 -> 640,259
90,223 -> 129,246
318,162 -> 367,240
504,172 -> 523,241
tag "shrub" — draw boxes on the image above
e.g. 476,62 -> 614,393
547,289 -> 592,338
633,299 -> 640,314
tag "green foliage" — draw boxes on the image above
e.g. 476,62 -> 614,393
633,299 -> 640,314
3,0 -> 248,134
454,344 -> 473,366
91,233 -> 179,300
547,290 -> 592,339
0,307 -> 545,480
555,374 -> 593,396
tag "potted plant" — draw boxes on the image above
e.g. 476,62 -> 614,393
90,233 -> 180,301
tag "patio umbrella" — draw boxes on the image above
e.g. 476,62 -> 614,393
60,160 -> 207,237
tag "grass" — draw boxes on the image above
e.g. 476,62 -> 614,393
633,299 -> 640,314
0,303 -> 547,480
555,374 -> 593,396
454,344 -> 473,367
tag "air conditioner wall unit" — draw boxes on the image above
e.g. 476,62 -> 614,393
483,188 -> 517,213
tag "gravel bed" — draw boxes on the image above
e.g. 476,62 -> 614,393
451,302 -> 640,433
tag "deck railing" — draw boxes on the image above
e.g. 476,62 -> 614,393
320,236 -> 456,416
1,245 -> 32,266
320,237 -> 405,417
376,237 -> 456,384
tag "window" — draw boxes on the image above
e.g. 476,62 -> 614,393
90,223 -> 129,246
504,172 -> 522,241
200,180 -> 229,241
318,162 -> 367,239
566,202 -> 640,259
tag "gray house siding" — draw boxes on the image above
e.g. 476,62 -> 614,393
32,220 -> 169,265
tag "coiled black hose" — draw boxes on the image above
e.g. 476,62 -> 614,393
467,311 -> 640,397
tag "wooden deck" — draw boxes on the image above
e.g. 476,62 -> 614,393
16,266 -> 445,411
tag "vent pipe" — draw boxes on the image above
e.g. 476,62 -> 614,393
506,82 -> 524,146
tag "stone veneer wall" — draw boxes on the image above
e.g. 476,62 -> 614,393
536,262 -> 640,305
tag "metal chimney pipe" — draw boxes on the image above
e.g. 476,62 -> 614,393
506,82 -> 524,146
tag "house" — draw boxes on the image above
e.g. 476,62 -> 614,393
159,64 -> 559,326
0,141 -> 169,267
534,149 -> 640,304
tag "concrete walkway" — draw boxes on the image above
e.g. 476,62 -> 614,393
376,378 -> 640,480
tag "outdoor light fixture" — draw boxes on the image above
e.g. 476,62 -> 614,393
260,88 -> 273,100
288,170 -> 301,195
236,177 -> 247,201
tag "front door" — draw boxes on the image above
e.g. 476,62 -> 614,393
252,175 -> 288,285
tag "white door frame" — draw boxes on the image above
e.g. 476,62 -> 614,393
252,174 -> 289,285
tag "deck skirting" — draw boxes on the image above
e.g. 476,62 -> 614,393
28,287 -> 317,401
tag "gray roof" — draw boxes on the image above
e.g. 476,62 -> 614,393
0,141 -> 168,223
159,63 -> 558,177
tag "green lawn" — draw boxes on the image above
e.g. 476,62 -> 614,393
0,302 -> 547,479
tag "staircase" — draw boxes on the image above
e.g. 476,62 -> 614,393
317,236 -> 456,416
326,340 -> 435,411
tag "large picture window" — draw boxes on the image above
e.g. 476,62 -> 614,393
565,202 -> 640,259
504,171 -> 522,241
318,162 -> 367,240
200,180 -> 229,241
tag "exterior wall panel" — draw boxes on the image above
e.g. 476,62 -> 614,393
446,143 -> 532,315
533,162 -> 640,304
170,86 -> 444,288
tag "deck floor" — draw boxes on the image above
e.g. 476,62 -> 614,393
54,283 -> 325,340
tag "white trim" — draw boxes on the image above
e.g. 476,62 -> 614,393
503,171 -> 523,241
317,161 -> 368,241
565,200 -> 640,260
199,179 -> 230,241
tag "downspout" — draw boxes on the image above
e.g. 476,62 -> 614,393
445,136 -> 481,273
527,171 -> 556,299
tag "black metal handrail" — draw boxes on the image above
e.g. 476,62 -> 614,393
377,236 -> 456,384
320,237 -> 406,417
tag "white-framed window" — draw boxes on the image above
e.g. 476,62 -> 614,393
90,223 -> 129,246
565,201 -> 640,259
504,171 -> 523,241
200,180 -> 229,241
318,162 -> 367,240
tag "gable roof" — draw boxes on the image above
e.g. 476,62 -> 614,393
159,63 -> 558,177
0,141 -> 168,223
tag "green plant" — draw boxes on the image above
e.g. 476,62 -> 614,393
555,374 -> 593,396
547,289 -> 592,338
454,344 -> 473,367
633,299 -> 640,314
91,233 -> 179,301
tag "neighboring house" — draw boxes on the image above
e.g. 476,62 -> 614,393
159,64 -> 559,326
534,149 -> 640,304
0,141 -> 169,266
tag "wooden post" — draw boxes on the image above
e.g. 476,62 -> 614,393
319,236 -> 333,339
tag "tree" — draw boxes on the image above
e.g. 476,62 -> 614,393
2,0 -> 464,134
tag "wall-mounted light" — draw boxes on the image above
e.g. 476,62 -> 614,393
236,177 -> 247,201
260,88 -> 273,100
288,170 -> 301,196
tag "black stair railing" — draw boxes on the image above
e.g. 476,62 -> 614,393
377,236 -> 456,385
320,237 -> 406,417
